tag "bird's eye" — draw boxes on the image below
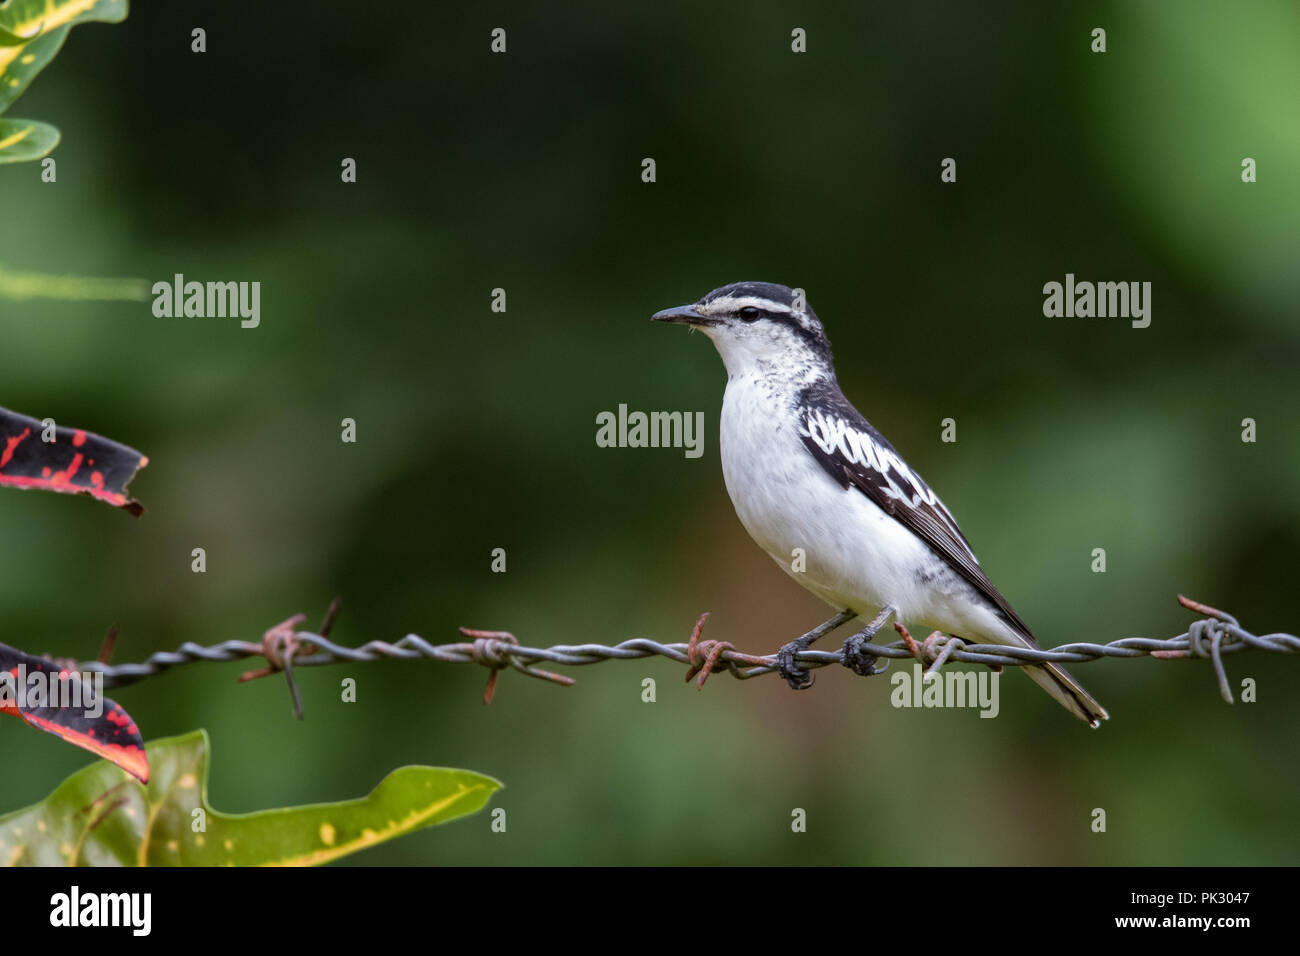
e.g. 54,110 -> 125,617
738,307 -> 762,321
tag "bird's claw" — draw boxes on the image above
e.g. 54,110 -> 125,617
840,631 -> 886,676
774,641 -> 815,690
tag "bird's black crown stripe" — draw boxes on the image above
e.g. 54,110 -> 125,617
703,281 -> 798,307
698,282 -> 834,363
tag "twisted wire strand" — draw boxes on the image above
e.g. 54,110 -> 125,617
72,599 -> 1298,708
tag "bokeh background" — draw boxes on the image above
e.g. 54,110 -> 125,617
2,1 -> 1297,864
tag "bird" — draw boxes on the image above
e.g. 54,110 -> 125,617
652,281 -> 1108,726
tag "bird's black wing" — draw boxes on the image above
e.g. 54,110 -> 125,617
796,383 -> 1036,642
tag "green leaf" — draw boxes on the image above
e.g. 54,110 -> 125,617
0,0 -> 127,41
0,0 -> 127,114
0,730 -> 502,866
0,116 -> 58,162
0,22 -> 38,46
0,28 -> 69,115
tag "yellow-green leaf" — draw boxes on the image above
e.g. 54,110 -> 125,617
0,22 -> 39,45
0,0 -> 127,114
0,729 -> 502,866
0,115 -> 57,162
0,0 -> 126,42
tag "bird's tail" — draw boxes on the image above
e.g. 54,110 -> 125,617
1022,662 -> 1109,728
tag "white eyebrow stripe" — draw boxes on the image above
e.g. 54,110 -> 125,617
701,295 -> 792,315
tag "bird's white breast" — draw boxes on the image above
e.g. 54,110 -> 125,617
717,374 -> 1005,638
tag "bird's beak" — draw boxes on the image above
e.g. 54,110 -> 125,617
651,303 -> 716,327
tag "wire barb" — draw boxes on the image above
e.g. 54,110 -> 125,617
70,594 -> 1296,712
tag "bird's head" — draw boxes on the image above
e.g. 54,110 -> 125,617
652,281 -> 833,381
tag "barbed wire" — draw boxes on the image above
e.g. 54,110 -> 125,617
67,594 -> 1296,717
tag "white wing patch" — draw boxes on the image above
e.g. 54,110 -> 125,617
800,407 -> 978,564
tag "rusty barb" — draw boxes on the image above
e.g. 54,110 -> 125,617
234,598 -> 337,719
73,593 -> 1297,715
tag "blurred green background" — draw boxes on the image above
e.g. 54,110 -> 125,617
2,1 -> 1298,864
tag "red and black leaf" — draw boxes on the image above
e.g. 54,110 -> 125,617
0,406 -> 147,515
0,641 -> 149,783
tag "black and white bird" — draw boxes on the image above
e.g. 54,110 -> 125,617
652,281 -> 1108,726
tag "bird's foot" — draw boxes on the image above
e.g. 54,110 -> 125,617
840,629 -> 887,676
837,604 -> 898,676
774,637 -> 815,690
769,608 -> 858,689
